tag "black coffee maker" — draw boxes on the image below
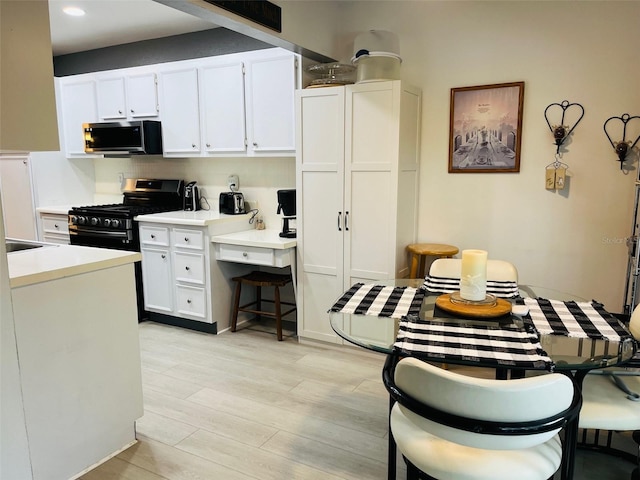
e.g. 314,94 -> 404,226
276,189 -> 296,238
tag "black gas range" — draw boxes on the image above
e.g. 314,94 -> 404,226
69,179 -> 184,250
68,178 -> 184,320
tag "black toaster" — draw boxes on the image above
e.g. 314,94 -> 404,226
219,192 -> 246,214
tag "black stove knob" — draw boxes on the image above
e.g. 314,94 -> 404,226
103,219 -> 111,227
90,217 -> 99,226
76,216 -> 87,225
111,219 -> 121,228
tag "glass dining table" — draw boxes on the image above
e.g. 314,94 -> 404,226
328,279 -> 637,480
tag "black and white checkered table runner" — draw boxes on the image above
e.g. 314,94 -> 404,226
422,275 -> 520,298
394,315 -> 553,370
329,283 -> 425,319
519,298 -> 632,342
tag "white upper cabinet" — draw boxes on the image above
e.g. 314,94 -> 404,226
97,71 -> 159,121
56,47 -> 299,158
245,52 -> 298,154
126,72 -> 159,118
158,66 -> 201,155
97,76 -> 126,120
199,60 -> 246,154
57,76 -> 98,156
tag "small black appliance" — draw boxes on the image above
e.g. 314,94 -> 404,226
219,192 -> 246,215
183,181 -> 201,211
276,189 -> 296,238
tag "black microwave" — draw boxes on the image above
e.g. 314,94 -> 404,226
83,120 -> 163,155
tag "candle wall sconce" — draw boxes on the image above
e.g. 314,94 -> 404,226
544,100 -> 585,154
603,113 -> 640,169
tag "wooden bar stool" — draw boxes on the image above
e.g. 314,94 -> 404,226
407,243 -> 459,278
230,271 -> 296,341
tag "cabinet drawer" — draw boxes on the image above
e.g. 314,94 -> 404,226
173,251 -> 205,285
217,243 -> 275,266
173,228 -> 204,250
175,285 -> 207,320
140,225 -> 170,246
42,234 -> 70,245
41,215 -> 69,235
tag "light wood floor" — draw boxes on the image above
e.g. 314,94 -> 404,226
81,321 -> 636,480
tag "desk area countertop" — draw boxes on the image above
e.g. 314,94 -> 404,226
135,210 -> 251,227
7,244 -> 141,288
210,228 -> 296,249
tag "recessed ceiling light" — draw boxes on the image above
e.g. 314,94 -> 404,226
63,6 -> 85,17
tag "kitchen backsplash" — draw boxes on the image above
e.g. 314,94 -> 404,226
94,156 -> 296,228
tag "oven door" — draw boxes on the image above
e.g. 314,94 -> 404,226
69,225 -> 137,251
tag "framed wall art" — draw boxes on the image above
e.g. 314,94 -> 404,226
449,81 -> 525,173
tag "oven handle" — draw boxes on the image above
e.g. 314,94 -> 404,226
69,227 -> 130,239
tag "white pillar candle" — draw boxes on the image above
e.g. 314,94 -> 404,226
460,249 -> 488,301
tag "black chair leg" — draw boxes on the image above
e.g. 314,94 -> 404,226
406,460 -> 420,480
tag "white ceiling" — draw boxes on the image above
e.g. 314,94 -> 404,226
48,0 -> 219,56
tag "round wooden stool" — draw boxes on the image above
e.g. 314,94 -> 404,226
231,271 -> 296,341
407,243 -> 459,278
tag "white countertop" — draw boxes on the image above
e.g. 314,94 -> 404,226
135,210 -> 251,227
210,229 -> 296,250
7,244 -> 141,288
36,205 -> 75,215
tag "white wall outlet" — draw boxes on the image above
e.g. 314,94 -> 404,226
227,174 -> 239,191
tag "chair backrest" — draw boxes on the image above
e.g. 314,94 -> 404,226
386,356 -> 579,450
429,258 -> 518,283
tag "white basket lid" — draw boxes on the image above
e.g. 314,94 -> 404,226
353,30 -> 400,57
351,51 -> 402,64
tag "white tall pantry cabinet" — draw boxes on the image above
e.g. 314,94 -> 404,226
296,81 -> 422,343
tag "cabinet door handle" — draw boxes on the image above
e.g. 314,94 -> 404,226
150,234 -> 156,239
192,144 -> 197,148
54,224 -> 59,229
130,109 -> 134,114
206,143 -> 211,147
242,252 -> 248,257
118,110 -> 122,114
184,237 -> 189,242
337,212 -> 342,231
161,254 -> 166,259
253,142 -> 258,147
185,266 -> 190,271
187,299 -> 192,304
345,211 -> 349,231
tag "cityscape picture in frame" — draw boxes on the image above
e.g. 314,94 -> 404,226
449,81 -> 525,173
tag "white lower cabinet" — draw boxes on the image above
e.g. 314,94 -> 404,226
140,247 -> 173,313
296,81 -> 422,344
38,213 -> 70,244
140,223 -> 209,322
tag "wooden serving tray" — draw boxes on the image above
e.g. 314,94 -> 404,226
435,293 -> 512,318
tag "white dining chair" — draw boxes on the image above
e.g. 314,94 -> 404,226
578,306 -> 640,478
383,355 -> 581,480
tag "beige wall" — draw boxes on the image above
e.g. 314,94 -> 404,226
309,0 -> 640,310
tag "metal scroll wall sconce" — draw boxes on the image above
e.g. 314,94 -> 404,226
603,113 -> 640,170
543,100 -> 585,191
